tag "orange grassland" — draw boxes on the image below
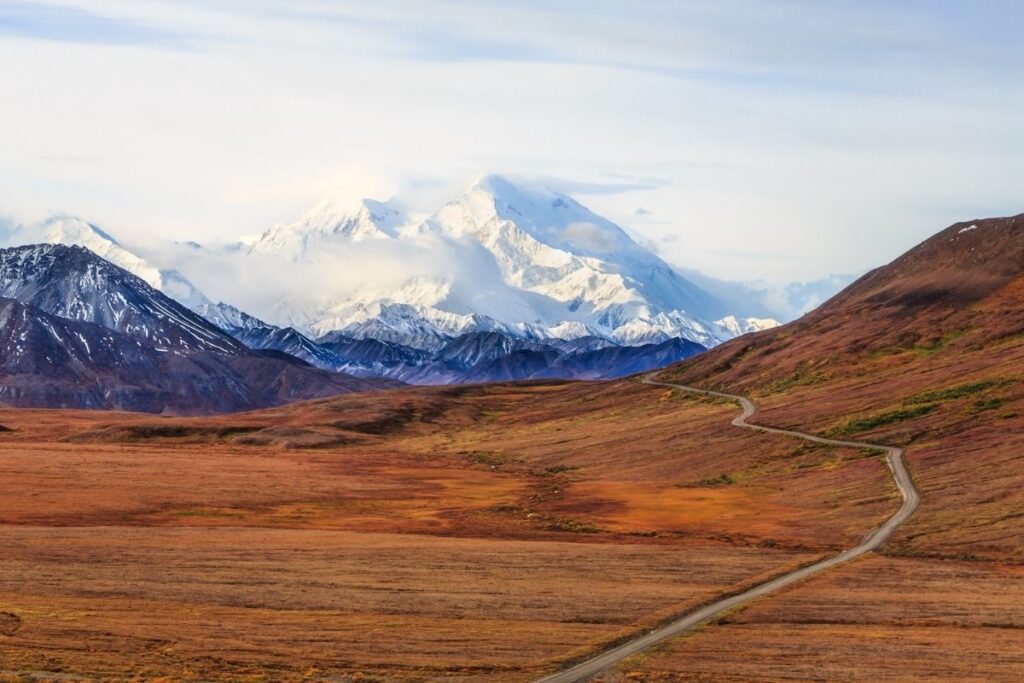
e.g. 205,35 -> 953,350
601,217 -> 1024,682
601,348 -> 1024,682
0,378 -> 901,682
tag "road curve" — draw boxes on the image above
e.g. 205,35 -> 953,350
533,373 -> 921,683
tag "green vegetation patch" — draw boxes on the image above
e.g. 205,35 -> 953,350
544,518 -> 600,533
972,398 -> 1004,413
698,472 -> 735,487
764,368 -> 828,394
686,393 -> 736,407
827,403 -> 937,436
913,329 -> 968,354
868,329 -> 969,359
464,450 -> 518,467
903,377 -> 1018,405
789,441 -> 830,457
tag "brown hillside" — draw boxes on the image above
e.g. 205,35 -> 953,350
675,213 -> 1024,391
614,214 -> 1024,681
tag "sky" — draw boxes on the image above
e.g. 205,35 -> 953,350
1,0 -> 1023,283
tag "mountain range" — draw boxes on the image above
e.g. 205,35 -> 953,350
0,174 -> 864,403
0,244 -> 388,413
0,175 -> 808,390
198,301 -> 705,384
241,175 -> 778,347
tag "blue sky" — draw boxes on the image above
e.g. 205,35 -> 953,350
1,0 -> 1022,281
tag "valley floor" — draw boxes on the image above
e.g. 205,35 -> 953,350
0,374 -> 1021,681
599,555 -> 1024,682
0,527 -> 809,681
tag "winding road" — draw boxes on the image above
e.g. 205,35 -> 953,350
534,373 -> 921,683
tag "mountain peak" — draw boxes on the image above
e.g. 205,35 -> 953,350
827,212 -> 1024,311
0,243 -> 237,355
463,173 -> 567,214
251,173 -> 734,346
41,214 -> 121,247
446,174 -> 638,258
302,196 -> 402,229
468,172 -> 546,197
38,215 -> 209,308
40,215 -> 164,287
249,196 -> 404,258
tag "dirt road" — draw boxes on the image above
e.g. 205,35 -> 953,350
534,373 -> 921,683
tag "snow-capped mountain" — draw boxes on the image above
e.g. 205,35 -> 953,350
0,246 -> 388,413
197,301 -> 352,372
711,315 -> 780,339
0,244 -> 242,355
420,175 -> 718,319
195,301 -> 268,334
248,175 -> 778,347
0,174 -> 782,391
244,198 -> 405,258
194,300 -> 707,384
38,215 -> 210,308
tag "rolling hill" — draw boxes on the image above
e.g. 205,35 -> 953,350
616,212 -> 1024,680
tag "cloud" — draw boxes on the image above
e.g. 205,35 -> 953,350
146,227 -> 489,323
147,228 -> 579,329
2,1 -> 1023,284
35,154 -> 98,164
561,222 -> 619,253
536,177 -> 662,196
0,2 -> 188,47
0,214 -> 22,246
272,4 -> 563,65
706,247 -> 799,262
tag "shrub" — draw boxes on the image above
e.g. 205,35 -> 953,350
828,403 -> 936,436
904,377 -> 1017,405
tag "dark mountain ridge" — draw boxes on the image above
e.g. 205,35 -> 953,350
0,245 -> 391,413
0,244 -> 242,355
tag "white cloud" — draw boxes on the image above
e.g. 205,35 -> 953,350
562,222 -> 619,253
0,1 -> 1022,283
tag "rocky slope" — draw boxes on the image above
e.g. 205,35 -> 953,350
0,246 -> 390,413
0,244 -> 241,355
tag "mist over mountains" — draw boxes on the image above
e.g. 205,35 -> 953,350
679,269 -> 857,323
0,174 -> 851,390
0,244 -> 388,413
